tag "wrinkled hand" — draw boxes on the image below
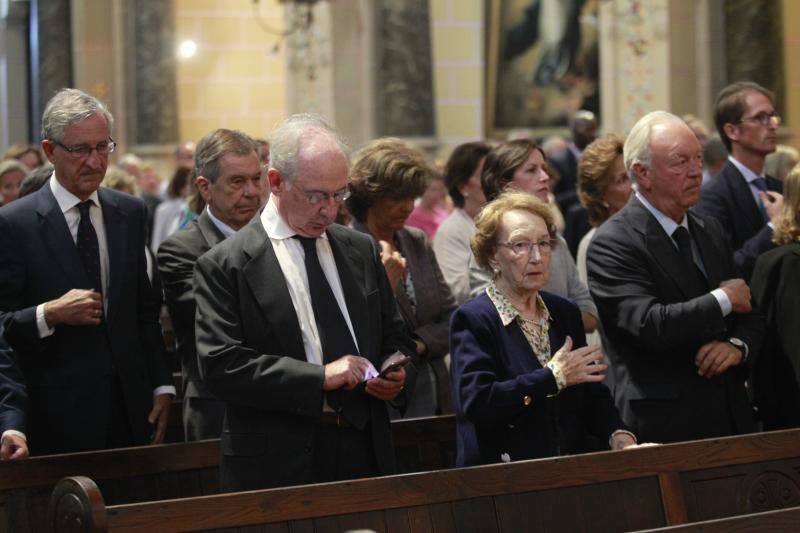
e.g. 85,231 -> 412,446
366,358 -> 406,401
0,434 -> 28,461
610,432 -> 637,450
379,240 -> 407,293
761,191 -> 784,223
148,393 -> 173,444
44,289 -> 103,327
323,355 -> 371,391
719,279 -> 752,313
549,336 -> 607,387
695,340 -> 743,378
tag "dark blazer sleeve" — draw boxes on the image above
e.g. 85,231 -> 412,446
0,328 -> 26,435
450,300 -> 559,427
157,230 -> 201,363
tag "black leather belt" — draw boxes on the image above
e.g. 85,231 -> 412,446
318,412 -> 353,428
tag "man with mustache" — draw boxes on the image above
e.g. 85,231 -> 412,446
696,82 -> 784,279
157,129 -> 267,441
193,114 -> 414,490
0,88 -> 174,455
587,111 -> 763,444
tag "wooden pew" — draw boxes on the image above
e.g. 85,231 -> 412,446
0,415 -> 454,532
636,505 -> 800,532
48,429 -> 800,533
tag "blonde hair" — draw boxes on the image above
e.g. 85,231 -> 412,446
773,163 -> 800,245
471,192 -> 556,271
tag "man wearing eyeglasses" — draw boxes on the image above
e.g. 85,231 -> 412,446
0,88 -> 174,455
193,114 -> 415,491
696,81 -> 784,280
157,128 -> 267,442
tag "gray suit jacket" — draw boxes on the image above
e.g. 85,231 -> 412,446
194,217 -> 415,490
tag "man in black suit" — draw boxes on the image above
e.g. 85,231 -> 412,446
587,111 -> 762,444
0,327 -> 28,460
158,129 -> 266,441
696,82 -> 784,279
0,88 -> 174,455
194,115 -> 414,491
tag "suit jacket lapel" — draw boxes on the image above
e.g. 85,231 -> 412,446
241,220 -> 306,360
327,226 -> 370,357
197,210 -> 226,249
726,163 -> 764,229
688,211 -> 726,288
629,197 -> 699,300
99,188 -> 127,325
35,185 -> 87,290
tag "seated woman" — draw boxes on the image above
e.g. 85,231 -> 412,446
451,192 -> 635,466
751,163 -> 800,430
347,138 -> 457,416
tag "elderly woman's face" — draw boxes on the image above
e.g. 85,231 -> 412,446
602,155 -> 632,215
369,196 -> 415,233
490,209 -> 552,295
506,149 -> 549,203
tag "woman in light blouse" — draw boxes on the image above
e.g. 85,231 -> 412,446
450,192 -> 634,466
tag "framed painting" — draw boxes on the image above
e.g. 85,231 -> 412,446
485,0 -> 600,138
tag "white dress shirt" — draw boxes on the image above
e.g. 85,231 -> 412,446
206,206 -> 238,238
260,196 -> 359,366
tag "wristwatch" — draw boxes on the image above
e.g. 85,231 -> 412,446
727,337 -> 748,360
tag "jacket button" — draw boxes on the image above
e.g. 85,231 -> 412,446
523,395 -> 532,406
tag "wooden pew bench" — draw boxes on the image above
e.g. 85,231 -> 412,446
48,429 -> 800,533
637,505 -> 800,532
0,415 -> 455,532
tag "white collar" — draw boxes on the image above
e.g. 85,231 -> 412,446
259,195 -> 330,242
636,191 -> 688,238
50,174 -> 100,213
205,206 -> 237,238
728,155 -> 764,184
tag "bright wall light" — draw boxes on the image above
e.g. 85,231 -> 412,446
178,40 -> 198,59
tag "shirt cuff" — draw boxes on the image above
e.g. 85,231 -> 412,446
767,221 -> 774,230
36,303 -> 55,338
608,429 -> 637,448
711,288 -> 732,317
2,430 -> 27,443
546,360 -> 566,391
154,385 -> 176,397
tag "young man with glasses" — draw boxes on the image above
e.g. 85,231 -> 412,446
0,88 -> 174,455
696,81 -> 784,279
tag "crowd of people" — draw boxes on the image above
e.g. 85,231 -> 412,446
0,81 -> 798,496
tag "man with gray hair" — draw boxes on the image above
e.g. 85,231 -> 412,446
586,111 -> 762,443
157,128 -> 267,441
193,114 -> 414,490
0,88 -> 174,455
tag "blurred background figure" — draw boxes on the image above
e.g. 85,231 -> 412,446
750,163 -> 800,430
549,110 -> 598,214
0,160 -> 27,206
174,141 -> 196,172
702,134 -> 729,185
406,174 -> 451,240
18,164 -> 54,198
682,114 -> 710,149
434,141 -> 491,305
765,145 -> 799,183
3,143 -> 45,170
347,138 -> 457,417
151,166 -> 192,252
102,167 -> 138,195
119,153 -> 161,245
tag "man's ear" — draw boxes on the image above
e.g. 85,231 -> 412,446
722,122 -> 740,145
267,168 -> 283,194
631,162 -> 649,191
195,175 -> 211,202
41,139 -> 57,164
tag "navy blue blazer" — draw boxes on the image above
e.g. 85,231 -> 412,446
450,290 -> 624,467
696,160 -> 782,278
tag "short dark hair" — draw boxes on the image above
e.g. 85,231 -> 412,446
346,138 -> 433,222
714,81 -> 774,151
444,142 -> 491,208
481,139 -> 544,202
167,166 -> 192,199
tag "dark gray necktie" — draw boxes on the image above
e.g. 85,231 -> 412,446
672,226 -> 707,294
77,200 -> 102,296
294,235 -> 367,429
752,177 -> 769,222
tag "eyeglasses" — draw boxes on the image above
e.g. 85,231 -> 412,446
53,138 -> 117,158
293,182 -> 351,205
737,112 -> 781,127
498,239 -> 554,257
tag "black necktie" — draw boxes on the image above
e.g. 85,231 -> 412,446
672,226 -> 707,294
77,200 -> 102,296
294,235 -> 367,429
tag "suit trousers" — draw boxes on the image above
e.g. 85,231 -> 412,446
311,423 -> 378,483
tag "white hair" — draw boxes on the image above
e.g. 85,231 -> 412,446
267,114 -> 349,185
41,88 -> 114,142
623,111 -> 684,179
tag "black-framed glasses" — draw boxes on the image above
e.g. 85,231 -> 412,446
293,182 -> 350,205
53,138 -> 116,158
737,112 -> 781,127
498,239 -> 555,257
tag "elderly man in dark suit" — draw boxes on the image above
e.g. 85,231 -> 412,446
157,129 -> 267,441
0,88 -> 174,455
696,82 -> 784,279
193,114 -> 415,491
587,111 -> 763,444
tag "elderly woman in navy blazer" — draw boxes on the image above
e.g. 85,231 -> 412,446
450,192 -> 636,466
